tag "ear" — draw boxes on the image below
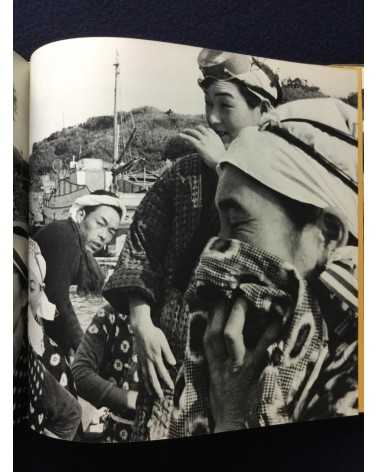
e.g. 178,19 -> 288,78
294,209 -> 349,276
259,101 -> 272,115
76,208 -> 86,224
318,208 -> 349,252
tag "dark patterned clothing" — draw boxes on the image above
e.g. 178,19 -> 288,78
28,329 -> 81,439
103,154 -> 219,441
28,349 -> 46,434
171,237 -> 358,435
34,219 -> 85,353
13,338 -> 29,425
72,305 -> 139,443
42,334 -> 78,394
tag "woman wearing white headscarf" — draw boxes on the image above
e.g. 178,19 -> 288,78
180,102 -> 359,433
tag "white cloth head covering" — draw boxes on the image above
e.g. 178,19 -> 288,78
273,97 -> 358,138
197,48 -> 279,106
28,239 -> 56,321
69,193 -> 124,222
218,100 -> 358,237
13,222 -> 28,282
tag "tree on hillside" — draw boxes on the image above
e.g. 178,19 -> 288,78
341,92 -> 358,108
281,77 -> 327,103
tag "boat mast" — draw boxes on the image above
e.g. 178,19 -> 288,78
113,51 -> 120,164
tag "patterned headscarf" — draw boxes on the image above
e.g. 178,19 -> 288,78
218,120 -> 358,237
197,48 -> 280,106
218,100 -> 359,310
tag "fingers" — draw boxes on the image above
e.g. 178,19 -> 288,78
204,300 -> 228,363
180,126 -> 217,142
254,319 -> 281,361
178,133 -> 199,150
147,361 -> 164,401
155,357 -> 174,390
140,362 -> 152,396
243,319 -> 282,379
161,335 -> 176,366
180,128 -> 205,140
224,297 -> 247,371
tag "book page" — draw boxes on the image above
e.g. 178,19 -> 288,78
13,52 -> 30,426
13,52 -> 30,224
28,37 -> 362,442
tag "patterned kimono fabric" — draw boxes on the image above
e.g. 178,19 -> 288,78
102,155 -> 219,441
28,330 -> 80,436
144,237 -> 358,438
13,337 -> 29,425
84,307 -> 139,443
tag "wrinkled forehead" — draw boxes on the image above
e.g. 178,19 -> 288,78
216,164 -> 260,206
87,205 -> 120,222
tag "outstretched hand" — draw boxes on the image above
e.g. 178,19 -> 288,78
129,297 -> 176,401
133,319 -> 176,401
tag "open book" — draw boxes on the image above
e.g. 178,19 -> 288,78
13,37 -> 363,443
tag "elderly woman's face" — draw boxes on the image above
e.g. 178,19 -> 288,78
216,165 -> 300,264
81,205 -> 120,253
205,81 -> 262,145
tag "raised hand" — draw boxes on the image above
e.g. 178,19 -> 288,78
179,125 -> 225,169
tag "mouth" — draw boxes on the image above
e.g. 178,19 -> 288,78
88,241 -> 103,253
214,130 -> 231,145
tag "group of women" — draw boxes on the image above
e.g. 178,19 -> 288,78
14,47 -> 359,442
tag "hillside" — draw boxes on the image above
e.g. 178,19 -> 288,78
30,107 -> 205,189
30,82 -> 357,190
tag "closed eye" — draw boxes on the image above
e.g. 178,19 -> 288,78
218,198 -> 251,222
220,102 -> 234,109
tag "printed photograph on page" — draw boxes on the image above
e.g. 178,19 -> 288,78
13,51 -> 30,426
27,37 -> 361,442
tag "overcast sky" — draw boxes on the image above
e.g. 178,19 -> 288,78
30,37 -> 359,146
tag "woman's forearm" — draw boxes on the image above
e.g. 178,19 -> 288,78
129,295 -> 153,331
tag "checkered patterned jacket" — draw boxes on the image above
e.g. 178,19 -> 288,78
103,154 -> 219,440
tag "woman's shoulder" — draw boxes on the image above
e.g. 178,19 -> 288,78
173,153 -> 207,175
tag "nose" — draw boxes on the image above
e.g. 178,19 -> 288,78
207,107 -> 221,128
97,229 -> 107,243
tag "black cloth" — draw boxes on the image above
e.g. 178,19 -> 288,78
34,219 -> 84,353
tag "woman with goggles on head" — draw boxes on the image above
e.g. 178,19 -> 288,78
103,49 -> 281,441
179,49 -> 281,168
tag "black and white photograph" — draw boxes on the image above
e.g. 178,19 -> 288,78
13,51 -> 30,430
22,37 -> 361,443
